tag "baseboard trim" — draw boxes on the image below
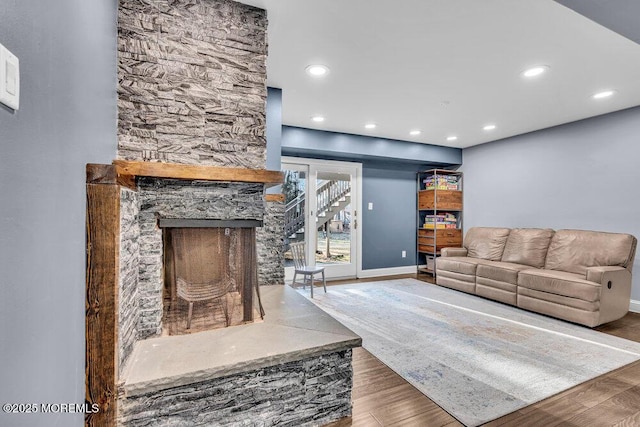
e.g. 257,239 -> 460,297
358,265 -> 417,279
630,299 -> 640,313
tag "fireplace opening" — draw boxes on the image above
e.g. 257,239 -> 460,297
160,220 -> 264,336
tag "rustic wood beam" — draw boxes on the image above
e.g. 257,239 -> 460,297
113,160 -> 283,185
264,193 -> 285,203
87,163 -> 136,189
86,182 -> 120,426
87,164 -> 117,184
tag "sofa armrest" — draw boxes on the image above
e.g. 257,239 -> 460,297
586,266 -> 630,283
586,266 -> 632,324
441,247 -> 468,257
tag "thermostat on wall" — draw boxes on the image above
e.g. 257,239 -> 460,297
0,42 -> 20,110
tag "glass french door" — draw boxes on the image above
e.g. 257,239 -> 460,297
282,158 -> 360,281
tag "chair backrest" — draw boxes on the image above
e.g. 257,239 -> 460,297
289,241 -> 307,269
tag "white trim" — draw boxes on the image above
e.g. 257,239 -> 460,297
356,164 -> 363,278
630,299 -> 640,313
358,265 -> 418,279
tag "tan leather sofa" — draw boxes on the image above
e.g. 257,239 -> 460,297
435,227 -> 637,327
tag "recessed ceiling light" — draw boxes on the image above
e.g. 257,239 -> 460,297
446,136 -> 458,141
409,130 -> 421,136
483,124 -> 496,131
311,116 -> 325,123
592,90 -> 616,99
522,65 -> 549,78
305,64 -> 329,77
365,123 -> 376,129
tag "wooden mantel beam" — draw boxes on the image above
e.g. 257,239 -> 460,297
112,160 -> 283,185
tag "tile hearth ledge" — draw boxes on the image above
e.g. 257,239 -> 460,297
121,285 -> 362,397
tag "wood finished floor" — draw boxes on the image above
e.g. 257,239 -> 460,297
323,274 -> 640,427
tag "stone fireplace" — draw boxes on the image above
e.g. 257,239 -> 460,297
84,0 -> 360,425
113,0 -> 283,367
86,162 -> 360,426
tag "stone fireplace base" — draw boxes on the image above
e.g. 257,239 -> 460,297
118,285 -> 361,426
85,162 -> 286,425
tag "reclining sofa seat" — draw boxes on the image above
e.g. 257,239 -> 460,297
435,227 -> 637,327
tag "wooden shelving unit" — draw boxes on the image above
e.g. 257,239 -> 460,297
416,169 -> 463,276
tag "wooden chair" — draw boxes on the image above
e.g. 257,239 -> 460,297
176,277 -> 230,329
290,241 -> 326,298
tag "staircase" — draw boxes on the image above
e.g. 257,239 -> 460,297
284,179 -> 351,250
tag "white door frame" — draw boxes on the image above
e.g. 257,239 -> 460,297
282,156 -> 363,281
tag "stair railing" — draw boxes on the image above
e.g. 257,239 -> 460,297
315,180 -> 350,218
284,196 -> 305,238
284,179 -> 351,248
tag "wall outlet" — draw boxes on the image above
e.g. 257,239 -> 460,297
368,202 -> 373,210
402,250 -> 406,258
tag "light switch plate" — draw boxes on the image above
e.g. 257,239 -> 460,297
0,42 -> 20,110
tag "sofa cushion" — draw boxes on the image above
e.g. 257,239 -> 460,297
463,227 -> 511,261
436,256 -> 492,276
476,261 -> 532,306
544,229 -> 636,275
441,247 -> 468,257
501,228 -> 554,268
437,257 -> 496,294
518,269 -> 600,302
476,261 -> 532,285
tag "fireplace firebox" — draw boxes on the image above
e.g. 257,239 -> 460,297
160,221 -> 264,335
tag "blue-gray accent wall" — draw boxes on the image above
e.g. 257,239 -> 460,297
0,1 -> 117,426
362,167 -> 419,269
461,106 -> 640,301
282,126 -> 461,166
281,125 -> 462,271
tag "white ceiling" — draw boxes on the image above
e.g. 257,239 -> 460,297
238,0 -> 640,148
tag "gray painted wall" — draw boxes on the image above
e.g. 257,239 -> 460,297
0,1 -> 117,426
461,106 -> 640,301
555,0 -> 640,44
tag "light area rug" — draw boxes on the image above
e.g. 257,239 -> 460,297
298,278 -> 640,426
